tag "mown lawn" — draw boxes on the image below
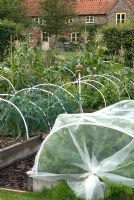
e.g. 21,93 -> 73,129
1,181 -> 134,200
61,51 -> 82,60
0,189 -> 47,200
0,182 -> 79,200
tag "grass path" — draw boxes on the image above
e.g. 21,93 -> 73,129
0,182 -> 78,200
60,51 -> 82,60
0,189 -> 47,200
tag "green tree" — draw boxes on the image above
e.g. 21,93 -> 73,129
0,0 -> 30,27
0,0 -> 32,57
0,19 -> 24,57
40,0 -> 76,44
102,20 -> 134,68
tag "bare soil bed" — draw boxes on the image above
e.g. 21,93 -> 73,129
0,155 -> 35,191
0,136 -> 25,149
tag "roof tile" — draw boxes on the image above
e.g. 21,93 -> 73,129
76,0 -> 116,15
24,0 -> 134,17
24,0 -> 40,17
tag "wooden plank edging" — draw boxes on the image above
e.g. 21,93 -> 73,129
0,135 -> 46,169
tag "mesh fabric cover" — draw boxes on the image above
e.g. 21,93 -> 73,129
29,100 -> 134,200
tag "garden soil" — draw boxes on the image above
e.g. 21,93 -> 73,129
0,136 -> 25,148
0,155 -> 35,191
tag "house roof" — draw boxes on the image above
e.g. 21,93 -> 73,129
24,0 -> 134,17
125,0 -> 134,13
24,0 -> 40,17
76,0 -> 116,15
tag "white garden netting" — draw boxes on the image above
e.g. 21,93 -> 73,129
28,100 -> 134,200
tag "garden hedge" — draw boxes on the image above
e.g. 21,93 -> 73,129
0,19 -> 24,57
102,20 -> 134,68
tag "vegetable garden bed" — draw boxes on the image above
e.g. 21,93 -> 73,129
0,135 -> 44,169
0,136 -> 24,149
0,134 -> 46,191
0,155 -> 35,191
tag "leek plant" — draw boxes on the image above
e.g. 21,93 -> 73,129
0,39 -> 133,139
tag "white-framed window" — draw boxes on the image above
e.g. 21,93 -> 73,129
71,32 -> 79,42
116,13 -> 126,24
67,18 -> 73,23
29,33 -> 33,42
85,16 -> 94,23
42,32 -> 49,42
34,18 -> 44,25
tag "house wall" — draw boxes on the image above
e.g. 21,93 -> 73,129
27,26 -> 42,47
75,15 -> 107,25
27,26 -> 50,50
55,15 -> 107,44
107,0 -> 134,23
57,33 -> 71,43
28,31 -> 41,47
26,0 -> 134,49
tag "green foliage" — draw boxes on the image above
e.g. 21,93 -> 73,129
40,0 -> 76,37
78,30 -> 133,109
0,19 -> 24,56
0,0 -> 30,26
46,181 -> 134,200
0,44 -> 79,138
42,181 -> 134,200
73,24 -> 100,44
102,20 -> 134,68
0,44 -> 75,90
0,37 -> 134,137
0,90 -> 78,138
1,43 -> 46,89
104,178 -> 134,200
1,181 -> 134,200
0,189 -> 46,200
46,181 -> 82,200
0,0 -> 31,56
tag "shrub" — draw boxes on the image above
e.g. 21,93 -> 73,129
43,181 -> 82,200
42,181 -> 134,200
0,45 -> 79,138
104,178 -> 134,200
78,30 -> 132,109
102,20 -> 134,68
0,19 -> 24,57
0,44 -> 75,90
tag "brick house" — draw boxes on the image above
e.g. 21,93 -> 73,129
24,0 -> 48,49
25,0 -> 134,49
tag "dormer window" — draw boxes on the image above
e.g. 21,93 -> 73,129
116,13 -> 126,24
34,18 -> 44,25
29,33 -> 33,42
85,16 -> 94,23
68,18 -> 73,23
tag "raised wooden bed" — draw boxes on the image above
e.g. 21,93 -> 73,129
0,135 -> 45,169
